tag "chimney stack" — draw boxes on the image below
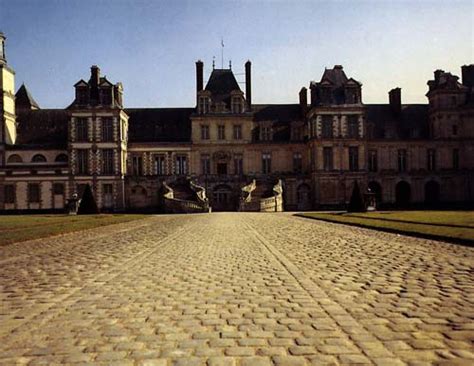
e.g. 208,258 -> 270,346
299,87 -> 307,115
196,60 -> 203,93
461,64 -> 474,87
434,69 -> 444,85
90,65 -> 100,87
389,88 -> 401,115
245,60 -> 252,111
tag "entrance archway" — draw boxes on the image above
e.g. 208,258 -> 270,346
212,184 -> 235,211
297,184 -> 312,211
395,181 -> 411,207
368,181 -> 382,204
424,180 -> 440,205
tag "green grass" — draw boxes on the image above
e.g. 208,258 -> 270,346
298,211 -> 474,243
0,214 -> 148,246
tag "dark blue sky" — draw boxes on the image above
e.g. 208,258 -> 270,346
1,0 -> 472,108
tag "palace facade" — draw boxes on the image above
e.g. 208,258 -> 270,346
1,32 -> 473,213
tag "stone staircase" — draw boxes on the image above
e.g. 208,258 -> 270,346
239,178 -> 284,212
163,178 -> 209,214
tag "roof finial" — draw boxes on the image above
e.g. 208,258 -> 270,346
212,56 -> 215,70
229,60 -> 232,70
221,38 -> 224,69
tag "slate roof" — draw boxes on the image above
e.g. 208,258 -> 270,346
15,84 -> 40,110
205,69 -> 241,95
126,108 -> 193,143
320,66 -> 348,86
253,104 -> 303,122
15,109 -> 68,148
366,104 -> 429,139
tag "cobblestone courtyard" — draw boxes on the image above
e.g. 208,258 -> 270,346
0,213 -> 473,365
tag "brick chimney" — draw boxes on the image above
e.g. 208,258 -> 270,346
196,60 -> 203,93
245,60 -> 252,111
461,64 -> 474,87
299,87 -> 307,115
389,88 -> 401,115
90,65 -> 100,103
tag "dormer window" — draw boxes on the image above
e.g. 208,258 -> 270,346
232,97 -> 243,113
76,88 -> 88,105
198,96 -> 210,114
261,126 -> 272,141
100,88 -> 112,105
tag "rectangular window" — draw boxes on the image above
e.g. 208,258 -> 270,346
368,149 -> 378,172
232,98 -> 242,113
198,97 -> 210,114
201,154 -> 211,175
76,118 -> 88,141
261,126 -> 272,141
176,156 -> 187,175
53,183 -> 64,195
100,88 -> 112,105
4,185 -> 15,204
453,149 -> 459,170
218,125 -> 226,140
427,149 -> 436,171
293,152 -> 302,173
233,125 -> 242,140
323,147 -> 333,171
262,152 -> 271,174
28,183 -> 40,203
77,149 -> 89,174
102,149 -> 114,175
155,155 -> 166,175
102,118 -> 114,141
132,156 -> 143,176
201,125 -> 209,140
349,146 -> 359,171
347,116 -> 359,138
234,154 -> 243,175
322,116 -> 333,138
398,149 -> 407,172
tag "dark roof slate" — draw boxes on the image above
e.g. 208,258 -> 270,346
205,69 -> 241,95
253,104 -> 303,122
366,104 -> 429,139
125,108 -> 193,143
15,109 -> 68,148
320,66 -> 348,87
15,84 -> 40,110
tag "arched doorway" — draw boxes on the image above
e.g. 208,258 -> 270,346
212,184 -> 235,211
395,181 -> 411,207
297,184 -> 312,211
425,180 -> 440,205
368,181 -> 382,204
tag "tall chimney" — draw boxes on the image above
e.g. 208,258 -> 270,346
245,60 -> 252,111
90,65 -> 100,103
461,64 -> 474,87
389,88 -> 401,115
434,69 -> 444,85
196,60 -> 203,92
299,87 -> 307,115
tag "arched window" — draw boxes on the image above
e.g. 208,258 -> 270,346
7,154 -> 23,163
55,154 -> 68,163
32,154 -> 47,163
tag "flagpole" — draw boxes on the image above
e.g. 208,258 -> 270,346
221,38 -> 224,69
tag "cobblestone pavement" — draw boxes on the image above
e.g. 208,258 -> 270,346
0,213 -> 473,366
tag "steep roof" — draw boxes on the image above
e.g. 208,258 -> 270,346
320,66 -> 348,87
126,108 -> 193,143
15,84 -> 40,110
15,109 -> 68,148
253,104 -> 303,122
366,104 -> 429,139
205,69 -> 241,95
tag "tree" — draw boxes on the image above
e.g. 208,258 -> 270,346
348,181 -> 366,213
77,184 -> 99,214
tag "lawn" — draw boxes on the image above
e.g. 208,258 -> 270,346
298,211 -> 474,243
0,214 -> 148,246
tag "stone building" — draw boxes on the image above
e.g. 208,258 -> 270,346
0,32 -> 473,212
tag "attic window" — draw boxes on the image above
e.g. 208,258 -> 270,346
232,97 -> 243,113
32,154 -> 47,163
76,88 -> 88,105
198,97 -> 210,114
100,88 -> 112,105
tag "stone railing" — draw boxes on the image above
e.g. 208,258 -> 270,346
163,180 -> 209,214
238,179 -> 256,211
260,179 -> 284,212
